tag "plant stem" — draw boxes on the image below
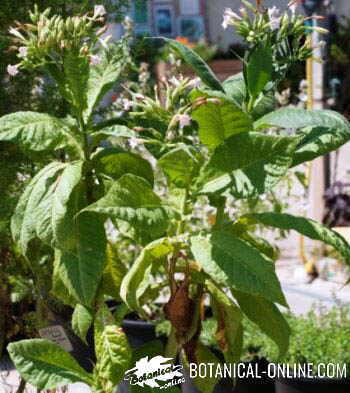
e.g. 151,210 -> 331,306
15,379 -> 26,393
78,114 -> 95,204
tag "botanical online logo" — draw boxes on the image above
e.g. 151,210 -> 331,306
124,356 -> 185,389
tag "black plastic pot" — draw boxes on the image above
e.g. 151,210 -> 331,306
121,319 -> 157,348
275,377 -> 350,393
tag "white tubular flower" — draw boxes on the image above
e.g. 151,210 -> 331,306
7,64 -> 19,76
128,137 -> 139,149
188,77 -> 201,89
94,5 -> 107,18
122,99 -> 133,111
134,93 -> 145,101
318,40 -> 326,49
169,76 -> 181,87
8,27 -> 24,39
89,55 -> 102,66
268,6 -> 281,31
175,114 -> 192,129
288,1 -> 298,15
222,8 -> 242,30
18,46 -> 28,58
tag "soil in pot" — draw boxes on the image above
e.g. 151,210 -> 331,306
275,377 -> 350,393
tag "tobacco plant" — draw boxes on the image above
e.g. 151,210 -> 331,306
3,2 -> 350,393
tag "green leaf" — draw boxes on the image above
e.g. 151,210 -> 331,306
84,61 -> 122,123
93,147 -> 154,185
95,325 -> 132,391
11,161 -> 84,255
223,73 -> 276,120
246,45 -> 273,100
293,125 -> 350,167
51,161 -> 84,249
254,108 -> 350,166
198,132 -> 300,198
0,112 -> 76,152
120,238 -> 174,310
54,209 -> 107,307
233,291 -> 290,358
83,174 -> 175,239
207,281 -> 243,363
91,125 -> 137,140
192,92 -> 253,149
52,261 -> 77,308
182,344 -> 221,393
246,213 -> 350,266
72,304 -> 93,344
7,339 -> 93,389
11,162 -> 66,254
150,37 -> 223,92
190,231 -> 287,306
255,107 -> 350,132
63,52 -> 89,114
101,243 -> 127,299
158,146 -> 203,188
222,73 -> 246,106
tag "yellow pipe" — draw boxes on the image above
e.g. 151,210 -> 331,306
300,37 -> 318,279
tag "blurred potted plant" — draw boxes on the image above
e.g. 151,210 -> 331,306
249,305 -> 350,393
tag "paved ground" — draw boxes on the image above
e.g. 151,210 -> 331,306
1,259 -> 350,393
276,259 -> 350,314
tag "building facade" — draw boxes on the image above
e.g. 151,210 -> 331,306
112,1 -> 350,50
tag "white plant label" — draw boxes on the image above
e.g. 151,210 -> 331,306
39,325 -> 73,352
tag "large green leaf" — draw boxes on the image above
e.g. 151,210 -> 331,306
246,213 -> 350,266
72,304 -> 93,344
93,147 -> 154,185
246,45 -> 273,100
255,107 -> 350,132
7,339 -> 93,389
54,209 -> 107,307
83,174 -> 175,239
51,161 -> 84,249
292,125 -> 350,167
190,231 -> 287,306
207,281 -> 243,363
192,92 -> 253,149
0,112 -> 76,152
254,108 -> 350,166
222,73 -> 246,107
63,52 -> 89,114
158,146 -> 203,188
197,132 -> 300,198
11,161 -> 83,254
120,238 -> 174,310
101,244 -> 127,299
95,325 -> 132,391
223,73 -> 276,120
150,37 -> 223,92
84,61 -> 122,123
233,291 -> 290,358
11,162 -> 66,254
91,125 -> 136,141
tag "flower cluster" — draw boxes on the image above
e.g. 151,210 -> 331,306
222,0 -> 327,83
7,5 -> 108,76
